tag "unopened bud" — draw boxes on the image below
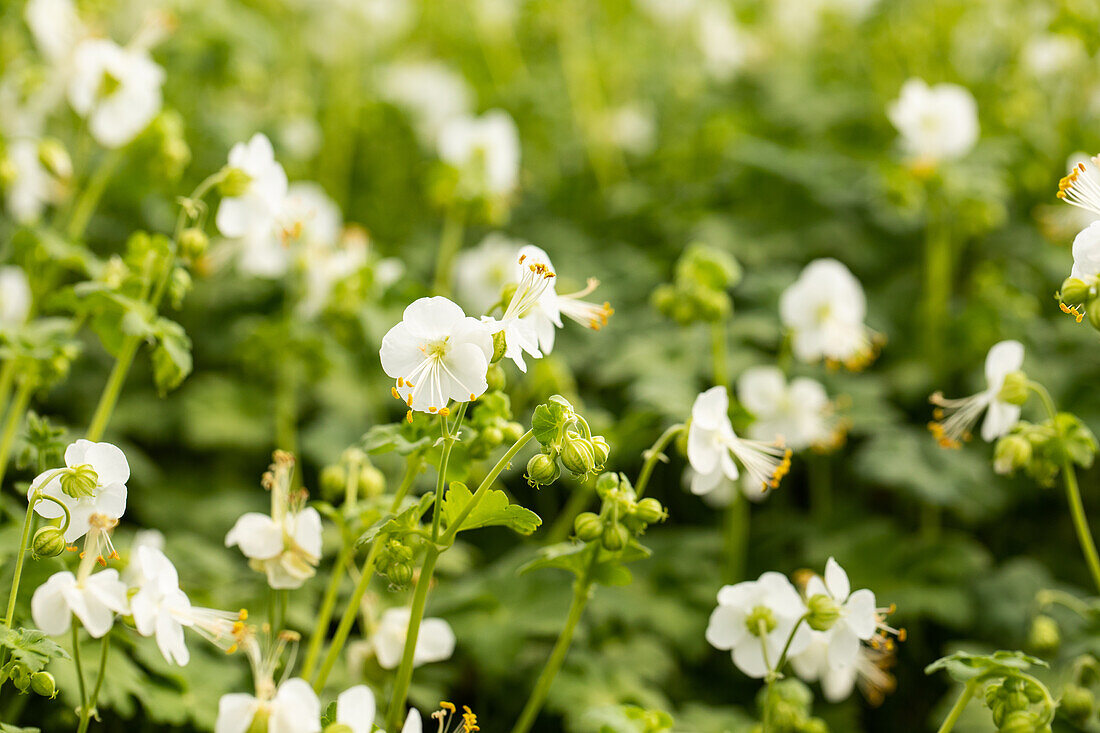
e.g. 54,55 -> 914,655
590,435 -> 610,470
1027,614 -> 1060,654
324,725 -> 355,733
1061,277 -> 1092,305
560,432 -> 596,477
573,512 -> 604,542
502,421 -> 524,443
178,227 -> 208,260
633,497 -> 666,525
32,527 -> 67,559
9,665 -> 29,692
993,434 -> 1032,476
37,138 -> 72,180
481,425 -> 504,446
60,465 -> 98,499
526,453 -> 560,488
486,363 -> 506,392
997,372 -> 1029,407
998,710 -> 1043,733
388,562 -> 413,587
601,522 -> 630,551
1061,684 -> 1094,724
806,594 -> 841,632
491,330 -> 507,363
218,167 -> 252,197
30,671 -> 56,698
595,471 -> 620,498
1088,297 -> 1100,330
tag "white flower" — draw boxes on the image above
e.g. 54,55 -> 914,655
378,61 -> 473,145
792,638 -> 897,704
887,78 -> 979,164
31,568 -> 128,639
332,684 -> 422,733
597,104 -> 657,156
706,571 -> 811,679
1058,155 -> 1100,235
216,133 -> 289,241
370,607 -> 456,670
4,139 -> 58,224
226,508 -> 323,590
802,558 -> 877,669
687,386 -> 791,497
696,1 -> 749,82
635,0 -> 699,24
25,0 -> 84,66
68,39 -> 164,149
0,266 -> 32,329
454,233 -> 526,315
929,339 -> 1024,447
779,258 -> 877,369
29,440 -> 129,543
438,110 -> 521,198
236,181 -> 343,280
1023,34 -> 1084,78
482,254 -> 556,372
381,297 -> 493,415
737,366 -> 838,452
1070,222 -> 1100,292
129,546 -> 192,665
216,677 -> 321,733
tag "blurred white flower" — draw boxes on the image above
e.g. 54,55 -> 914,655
216,133 -> 289,242
887,78 -> 979,165
687,386 -> 791,497
696,1 -> 749,81
3,140 -> 60,224
25,0 -> 84,66
0,266 -> 32,329
29,440 -> 129,543
482,254 -> 556,372
635,0 -> 699,24
379,61 -> 473,146
706,571 -> 811,678
128,545 -> 193,665
381,297 -> 493,415
216,678 -> 321,733
1070,222 -> 1100,286
438,110 -> 521,199
929,339 -> 1024,447
792,637 -> 896,703
598,103 -> 657,156
370,607 -> 456,670
779,258 -> 877,370
31,567 -> 128,639
331,683 -> 423,733
68,39 -> 164,149
454,233 -> 525,315
1023,33 -> 1084,78
737,366 -> 838,452
237,181 -> 342,280
802,558 -> 877,668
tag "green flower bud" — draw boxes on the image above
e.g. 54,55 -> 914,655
806,594 -> 841,632
993,434 -> 1032,476
574,512 -> 604,542
1061,684 -> 1094,724
178,227 -> 209,260
30,671 -> 56,699
601,522 -> 630,552
481,425 -> 504,446
1088,298 -> 1100,330
37,138 -> 72,180
60,465 -> 98,499
1004,690 -> 1029,712
1027,614 -> 1060,655
745,605 -> 778,637
998,710 -> 1041,733
590,435 -> 610,470
32,527 -> 67,559
802,719 -> 829,733
560,433 -> 596,477
633,497 -> 667,525
9,665 -> 29,692
491,330 -> 507,363
1061,277 -> 1092,305
502,421 -> 524,443
360,463 -> 385,498
388,562 -> 413,587
486,363 -> 506,392
526,452 -> 560,488
997,372 -> 1029,407
594,472 -> 620,499
324,725 -> 355,733
218,167 -> 253,197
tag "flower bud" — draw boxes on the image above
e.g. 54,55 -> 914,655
218,167 -> 252,197
491,330 -> 507,363
633,498 -> 666,525
178,227 -> 209,260
387,562 -> 413,587
560,432 -> 596,477
1062,277 -> 1092,305
502,421 -> 524,443
526,453 -> 560,488
601,522 -> 630,552
9,664 -> 29,692
1088,298 -> 1100,330
1004,690 -> 1029,712
486,363 -> 506,392
998,710 -> 1042,733
324,726 -> 355,733
37,138 -> 72,180
1027,614 -> 1060,655
573,512 -> 604,542
60,465 -> 98,500
993,434 -> 1032,476
359,463 -> 386,498
806,594 -> 841,632
30,671 -> 56,699
32,527 -> 67,559
997,372 -> 1029,407
481,425 -> 504,446
1061,684 -> 1094,724
595,471 -> 620,498
319,465 -> 346,499
590,436 -> 610,470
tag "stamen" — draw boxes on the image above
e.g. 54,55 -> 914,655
1061,302 -> 1085,323
1058,157 -> 1100,215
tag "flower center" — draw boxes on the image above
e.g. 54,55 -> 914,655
745,605 -> 777,637
425,338 -> 450,359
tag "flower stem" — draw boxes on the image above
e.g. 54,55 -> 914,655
4,501 -> 37,628
634,423 -> 686,499
439,430 -> 533,546
77,634 -> 111,733
922,189 -> 951,379
86,337 -> 140,443
383,547 -> 440,733
300,543 -> 353,680
722,492 -> 748,583
710,322 -> 728,389
431,207 -> 466,297
71,626 -> 87,726
510,545 -> 598,733
936,681 -> 976,733
66,150 -> 123,241
0,376 -> 34,491
0,358 -> 17,425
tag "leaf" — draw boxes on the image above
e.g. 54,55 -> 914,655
151,319 -> 193,396
355,493 -> 435,547
925,650 -> 1046,683
532,395 -> 574,448
441,483 -> 542,536
520,541 -> 591,577
361,424 -> 431,456
0,723 -> 40,733
0,625 -> 69,673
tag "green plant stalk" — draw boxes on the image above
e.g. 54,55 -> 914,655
311,454 -> 424,691
77,634 -> 111,733
66,150 -> 123,241
300,543 -> 353,680
0,377 -> 34,491
710,322 -> 728,389
723,492 -> 749,583
511,546 -> 599,733
431,207 -> 466,297
71,626 -> 87,726
439,430 -> 533,545
430,410 -> 460,542
809,453 -> 831,521
935,681 -> 976,733
634,423 -> 685,499
761,617 -> 806,733
85,337 -> 140,443
545,481 -> 593,544
0,358 -> 17,425
5,503 -> 38,629
922,190 -> 951,379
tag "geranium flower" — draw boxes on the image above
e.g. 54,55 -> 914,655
381,297 -> 493,416
3,140 -> 61,225
29,440 -> 129,542
378,61 -> 472,146
779,258 -> 878,370
216,677 -> 320,733
454,233 -> 526,316
928,340 -> 1025,448
438,110 -> 520,199
802,558 -> 877,668
705,571 -> 811,678
331,684 -> 424,733
68,38 -> 164,149
687,386 -> 792,497
790,633 -> 897,704
0,266 -> 32,329
887,78 -> 979,165
482,253 -> 556,371
216,133 -> 289,241
737,366 -> 842,452
370,607 -> 456,670
25,0 -> 84,67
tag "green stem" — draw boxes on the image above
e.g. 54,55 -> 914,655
710,322 -> 728,389
922,191 -> 951,379
66,151 -> 122,241
634,423 -> 685,499
0,358 -> 17,425
77,634 -> 111,733
86,338 -> 140,443
936,681 -> 976,733
431,412 -> 457,542
439,430 -> 533,546
71,626 -> 87,726
4,501 -> 37,627
0,377 -> 34,491
722,492 -> 748,583
809,453 -> 831,521
431,207 -> 466,297
511,546 -> 598,733
383,547 -> 440,733
300,543 -> 353,680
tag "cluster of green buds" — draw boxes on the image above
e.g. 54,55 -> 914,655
465,388 -> 525,461
651,244 -> 742,325
15,412 -> 67,475
1058,275 -> 1100,329
983,676 -> 1054,733
375,536 -> 417,589
993,414 -> 1098,486
1,661 -> 56,700
526,396 -> 609,487
146,110 -> 191,182
1056,655 -> 1100,726
751,680 -> 828,733
573,472 -> 666,552
319,448 -> 386,505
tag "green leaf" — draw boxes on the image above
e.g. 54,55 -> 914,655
532,395 -> 574,448
441,483 -> 542,536
520,541 -> 590,577
0,723 -> 41,733
355,493 -> 434,547
0,625 -> 69,673
361,424 -> 431,456
151,319 -> 193,396
925,650 -> 1046,683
